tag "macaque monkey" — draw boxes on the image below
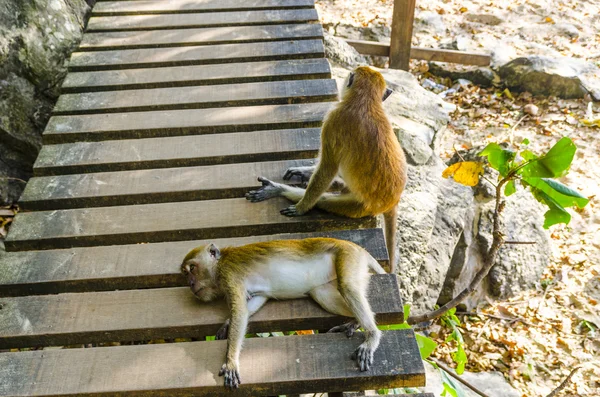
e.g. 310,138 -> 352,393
246,66 -> 407,272
181,238 -> 386,389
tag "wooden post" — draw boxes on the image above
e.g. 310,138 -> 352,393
389,0 -> 417,70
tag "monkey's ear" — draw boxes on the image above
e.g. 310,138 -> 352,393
382,88 -> 393,102
347,73 -> 355,87
208,243 -> 221,259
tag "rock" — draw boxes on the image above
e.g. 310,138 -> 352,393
524,103 -> 539,116
465,13 -> 504,26
322,33 -> 368,69
429,62 -> 499,87
0,0 -> 90,203
395,156 -> 474,314
422,362 -> 521,397
499,56 -> 600,100
416,11 -> 447,34
396,128 -> 433,166
555,23 -> 580,39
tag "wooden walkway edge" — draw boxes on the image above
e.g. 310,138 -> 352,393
0,1 -> 426,395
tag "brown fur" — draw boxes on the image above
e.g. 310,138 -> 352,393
181,238 -> 385,389
246,67 -> 407,271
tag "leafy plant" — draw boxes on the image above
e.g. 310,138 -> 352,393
440,308 -> 467,375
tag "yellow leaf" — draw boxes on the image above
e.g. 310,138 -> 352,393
459,6 -> 468,13
442,162 -> 485,186
545,16 -> 554,23
295,330 -> 314,335
502,88 -> 513,99
580,118 -> 600,127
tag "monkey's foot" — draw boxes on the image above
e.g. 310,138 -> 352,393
280,205 -> 305,217
283,166 -> 313,182
327,321 -> 360,337
219,363 -> 241,389
351,343 -> 374,372
215,321 -> 229,340
245,177 -> 282,202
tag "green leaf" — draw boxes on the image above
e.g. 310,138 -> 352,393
452,344 -> 468,375
256,332 -> 271,338
504,180 -> 516,196
442,383 -> 459,397
416,333 -> 438,359
206,335 -> 216,341
403,304 -> 411,321
518,137 -> 576,178
522,138 -> 530,145
525,178 -> 589,208
377,389 -> 389,395
440,371 -> 467,397
479,143 -> 516,176
531,188 -> 572,228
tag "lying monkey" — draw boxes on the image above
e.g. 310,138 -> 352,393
181,238 -> 385,389
246,66 -> 407,272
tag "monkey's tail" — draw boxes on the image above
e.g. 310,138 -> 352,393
367,254 -> 386,275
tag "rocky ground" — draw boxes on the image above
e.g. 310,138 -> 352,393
318,0 -> 600,396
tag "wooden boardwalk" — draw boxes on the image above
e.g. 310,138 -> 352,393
0,1 -> 425,395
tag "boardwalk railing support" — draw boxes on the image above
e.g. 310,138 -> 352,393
344,0 -> 492,68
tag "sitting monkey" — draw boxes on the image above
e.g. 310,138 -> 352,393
181,238 -> 386,389
246,66 -> 407,272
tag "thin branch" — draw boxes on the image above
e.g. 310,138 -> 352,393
504,241 -> 537,245
0,177 -> 27,184
545,366 -> 581,397
509,115 -> 528,145
407,177 -> 509,325
456,311 -> 534,327
430,358 -> 491,397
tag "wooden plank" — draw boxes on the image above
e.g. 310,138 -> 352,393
389,0 -> 416,70
69,39 -> 325,72
4,198 -> 376,251
0,274 -> 400,348
23,159 -> 317,210
345,40 -> 491,66
0,228 -> 388,297
42,102 -> 332,144
53,79 -> 338,115
34,128 -> 321,176
61,59 -> 331,93
93,0 -> 315,16
0,330 -> 425,395
78,24 -> 323,51
87,9 -> 319,32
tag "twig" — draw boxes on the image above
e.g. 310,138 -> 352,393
545,366 -> 581,397
456,311 -> 534,327
509,115 -> 528,145
504,241 -> 537,244
430,358 -> 491,397
0,177 -> 27,184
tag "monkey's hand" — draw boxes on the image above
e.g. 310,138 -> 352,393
327,320 -> 360,337
219,362 -> 241,389
280,204 -> 306,217
352,343 -> 375,372
245,177 -> 283,203
216,320 -> 229,340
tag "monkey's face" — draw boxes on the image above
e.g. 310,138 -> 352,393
181,244 -> 222,302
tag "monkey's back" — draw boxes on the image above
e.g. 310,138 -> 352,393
324,104 -> 407,215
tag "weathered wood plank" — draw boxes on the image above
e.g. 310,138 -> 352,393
61,59 -> 331,93
78,24 -> 323,51
389,0 -> 416,70
0,228 -> 388,297
93,0 -> 315,16
0,330 -> 425,396
87,9 -> 319,32
5,198 -> 375,251
0,274 -> 400,348
68,39 -> 325,72
53,79 -> 338,115
42,102 -> 332,144
23,159 -> 317,210
34,128 -> 320,176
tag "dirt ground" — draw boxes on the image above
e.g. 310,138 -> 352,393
315,0 -> 600,396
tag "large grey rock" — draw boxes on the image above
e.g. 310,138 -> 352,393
395,157 -> 474,314
322,33 -> 368,69
499,56 -> 600,100
0,0 -> 90,203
